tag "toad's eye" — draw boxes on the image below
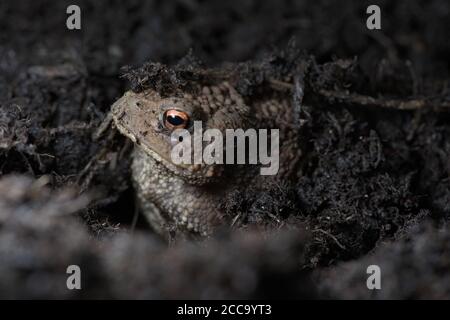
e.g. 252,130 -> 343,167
163,109 -> 190,129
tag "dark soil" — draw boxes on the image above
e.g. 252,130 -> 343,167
0,0 -> 449,299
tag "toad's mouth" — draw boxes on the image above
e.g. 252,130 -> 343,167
135,143 -> 218,185
114,121 -> 220,185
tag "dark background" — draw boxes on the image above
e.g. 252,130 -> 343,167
0,0 -> 449,299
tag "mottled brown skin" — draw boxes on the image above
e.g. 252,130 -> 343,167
111,81 -> 301,238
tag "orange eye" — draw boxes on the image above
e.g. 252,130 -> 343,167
163,110 -> 190,129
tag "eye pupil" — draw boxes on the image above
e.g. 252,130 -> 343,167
167,115 -> 184,126
163,110 -> 189,129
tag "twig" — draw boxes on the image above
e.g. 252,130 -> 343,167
313,228 -> 347,250
318,89 -> 444,111
268,78 -> 450,112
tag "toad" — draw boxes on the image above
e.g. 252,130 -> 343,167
111,78 -> 302,238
